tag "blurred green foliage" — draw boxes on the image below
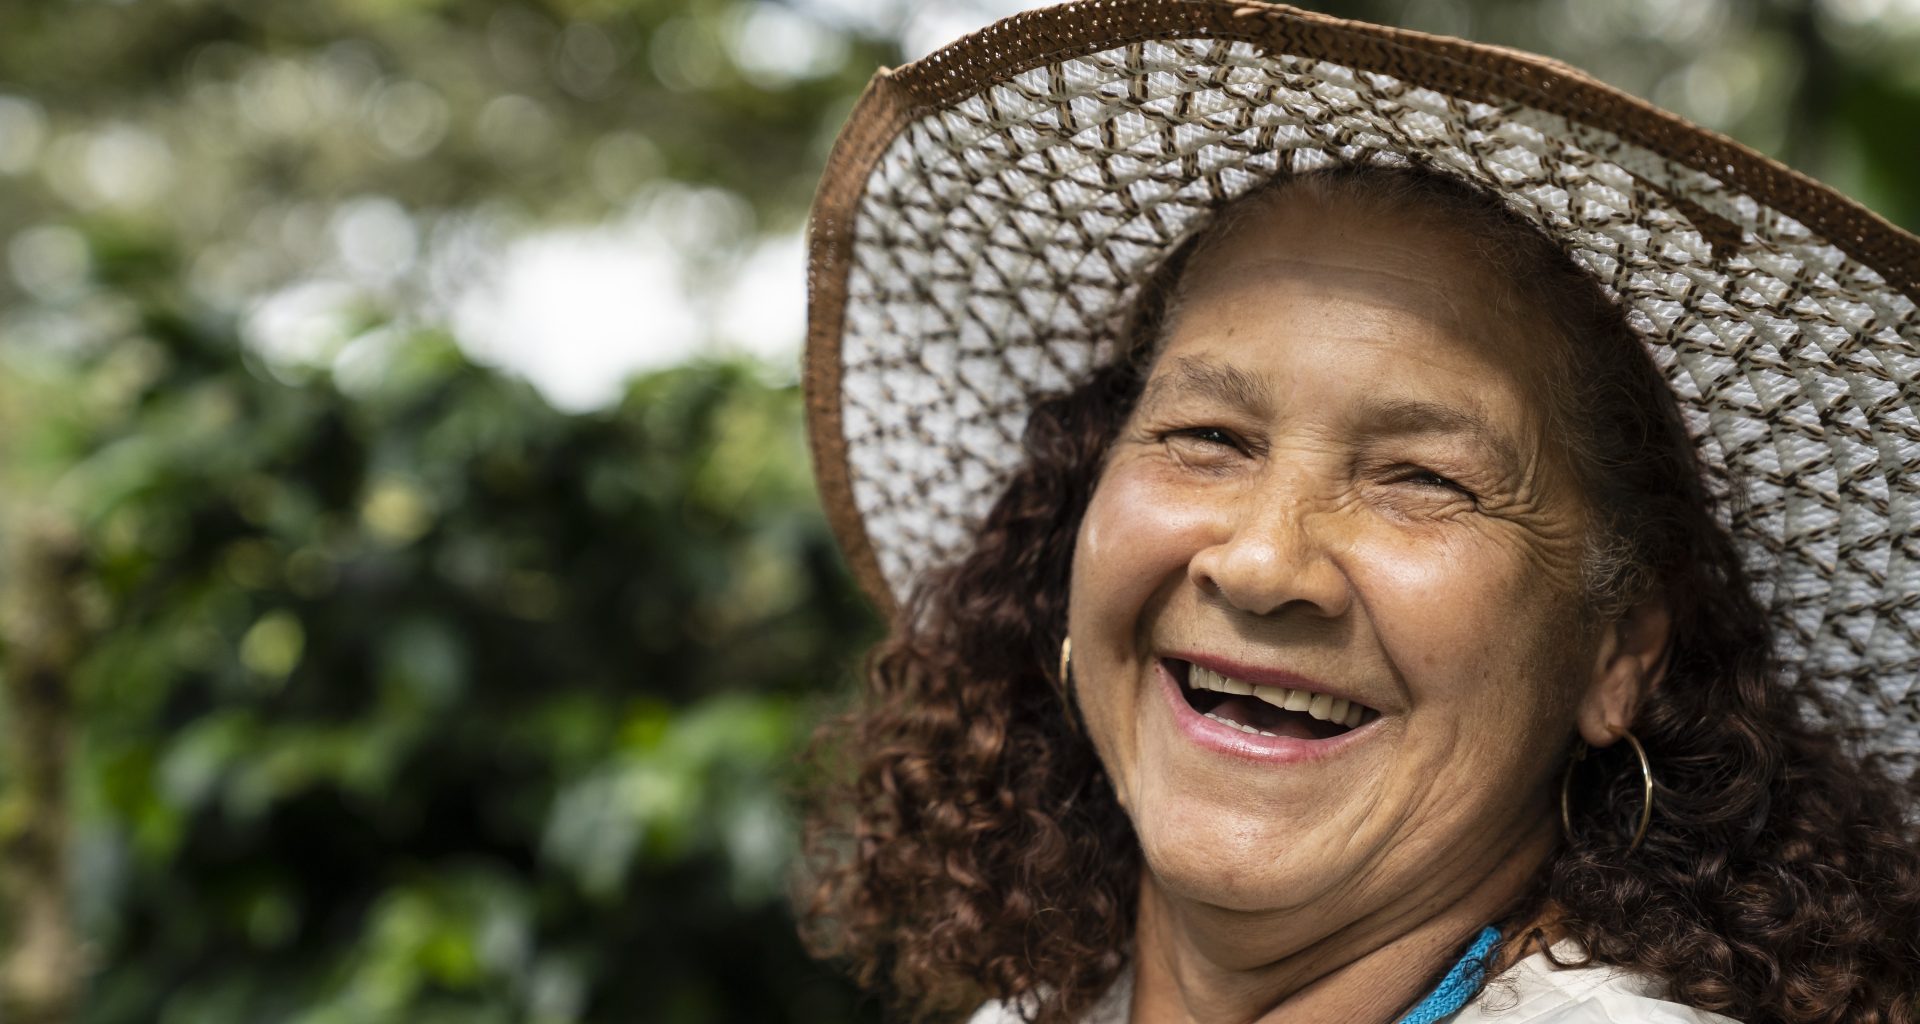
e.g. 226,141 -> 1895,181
5,312 -> 881,1021
0,0 -> 1915,1021
6,310 -> 881,1021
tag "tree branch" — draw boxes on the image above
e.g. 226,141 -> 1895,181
0,516 -> 88,1024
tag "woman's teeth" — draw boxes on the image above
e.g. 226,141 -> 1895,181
1189,664 -> 1368,729
1203,711 -> 1278,735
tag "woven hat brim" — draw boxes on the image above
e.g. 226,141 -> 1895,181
803,0 -> 1920,766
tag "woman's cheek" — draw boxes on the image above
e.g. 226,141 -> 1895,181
1072,465 -> 1218,773
1348,525 -> 1487,604
1079,461 -> 1220,590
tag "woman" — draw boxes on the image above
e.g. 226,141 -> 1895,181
798,3 -> 1920,1022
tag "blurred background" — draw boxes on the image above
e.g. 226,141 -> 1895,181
0,0 -> 1914,1021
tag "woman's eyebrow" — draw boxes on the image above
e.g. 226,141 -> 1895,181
1359,397 -> 1523,473
1138,356 -> 1275,419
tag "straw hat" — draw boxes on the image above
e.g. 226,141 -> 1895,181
801,0 -> 1920,771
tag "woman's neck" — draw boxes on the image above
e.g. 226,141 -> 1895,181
1127,825 -> 1556,1024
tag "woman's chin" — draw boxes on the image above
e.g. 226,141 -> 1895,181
1139,831 -> 1349,916
1125,781 -> 1359,915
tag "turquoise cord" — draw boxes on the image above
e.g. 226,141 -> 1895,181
1393,926 -> 1502,1024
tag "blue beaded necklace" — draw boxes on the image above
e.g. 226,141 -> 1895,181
1393,926 -> 1502,1024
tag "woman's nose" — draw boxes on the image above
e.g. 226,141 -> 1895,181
1187,487 -> 1351,619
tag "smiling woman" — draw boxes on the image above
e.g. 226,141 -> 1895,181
1064,169 -> 1680,1021
797,4 -> 1920,1023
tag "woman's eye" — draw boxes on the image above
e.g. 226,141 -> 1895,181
1399,467 -> 1477,500
1163,426 -> 1243,453
1174,426 -> 1236,447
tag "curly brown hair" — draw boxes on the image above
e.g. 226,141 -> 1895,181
799,164 -> 1920,1024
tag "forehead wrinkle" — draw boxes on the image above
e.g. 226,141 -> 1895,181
1200,254 -> 1462,318
1177,223 -> 1491,341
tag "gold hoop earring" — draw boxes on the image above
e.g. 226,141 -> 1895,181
1057,636 -> 1072,700
1055,636 -> 1082,732
1560,730 -> 1655,854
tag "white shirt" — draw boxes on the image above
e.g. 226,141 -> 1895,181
1452,943 -> 1741,1023
966,942 -> 1743,1024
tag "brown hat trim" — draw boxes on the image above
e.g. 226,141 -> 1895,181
804,0 -> 1920,621
805,70 -> 914,621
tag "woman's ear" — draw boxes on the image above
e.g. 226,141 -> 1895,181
1577,593 -> 1672,747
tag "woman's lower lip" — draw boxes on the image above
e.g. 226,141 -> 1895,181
1155,658 -> 1376,764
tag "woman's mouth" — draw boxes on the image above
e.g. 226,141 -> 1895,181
1165,657 -> 1378,742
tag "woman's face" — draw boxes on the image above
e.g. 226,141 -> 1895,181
1068,191 -> 1642,930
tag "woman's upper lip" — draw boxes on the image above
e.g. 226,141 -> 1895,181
1162,650 -> 1378,711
